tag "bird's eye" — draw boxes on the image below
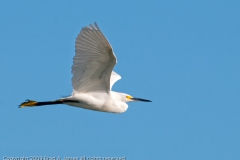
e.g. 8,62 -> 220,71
126,95 -> 133,99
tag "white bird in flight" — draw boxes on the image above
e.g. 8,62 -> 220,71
20,22 -> 151,113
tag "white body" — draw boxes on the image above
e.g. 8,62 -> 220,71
65,91 -> 128,113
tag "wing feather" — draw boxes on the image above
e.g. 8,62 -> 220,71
72,23 -> 118,93
110,71 -> 121,90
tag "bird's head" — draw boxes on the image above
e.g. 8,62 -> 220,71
123,94 -> 152,103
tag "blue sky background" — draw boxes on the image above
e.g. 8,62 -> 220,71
0,0 -> 240,159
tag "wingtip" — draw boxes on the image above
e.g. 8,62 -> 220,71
93,22 -> 100,30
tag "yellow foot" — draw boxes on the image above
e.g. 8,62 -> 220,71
19,99 -> 37,108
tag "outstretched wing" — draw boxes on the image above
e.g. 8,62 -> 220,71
72,23 -> 117,93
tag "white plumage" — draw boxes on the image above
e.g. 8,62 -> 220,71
20,22 -> 151,113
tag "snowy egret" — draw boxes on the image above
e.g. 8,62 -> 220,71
19,22 -> 151,113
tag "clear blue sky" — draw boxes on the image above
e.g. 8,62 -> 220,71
0,0 -> 239,159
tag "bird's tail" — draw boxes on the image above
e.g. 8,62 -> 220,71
19,99 -> 64,108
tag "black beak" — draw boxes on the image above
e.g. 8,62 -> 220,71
131,97 -> 152,102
